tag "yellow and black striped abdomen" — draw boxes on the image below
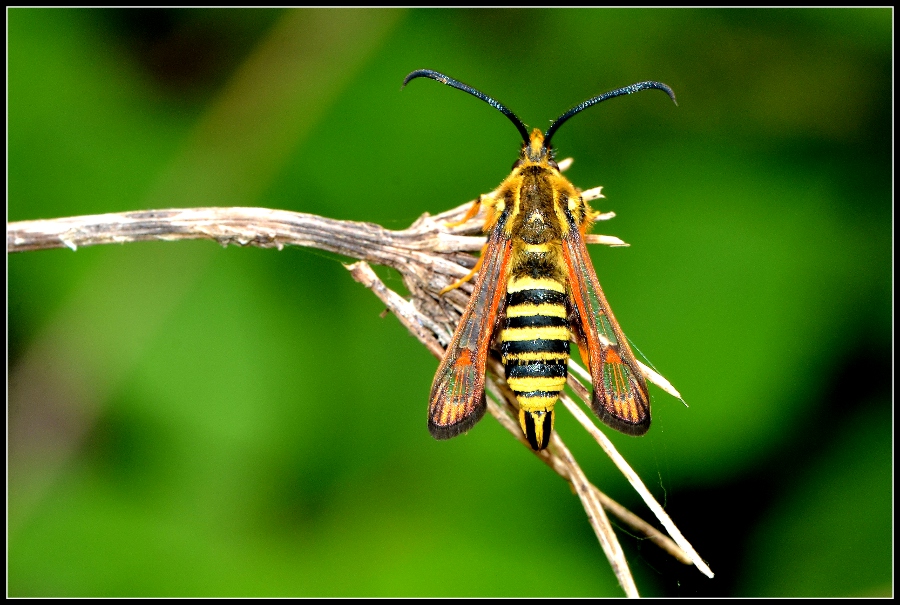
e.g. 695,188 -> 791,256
500,272 -> 570,450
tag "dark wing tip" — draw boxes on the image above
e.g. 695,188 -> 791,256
427,395 -> 487,440
591,399 -> 651,436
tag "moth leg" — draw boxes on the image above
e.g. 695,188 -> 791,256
439,246 -> 486,295
444,195 -> 484,228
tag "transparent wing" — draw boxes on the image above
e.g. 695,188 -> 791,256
428,228 -> 513,439
562,224 -> 651,435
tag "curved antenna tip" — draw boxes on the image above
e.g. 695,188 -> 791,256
402,69 -> 447,90
655,81 -> 678,106
544,80 -> 677,148
400,69 -> 531,144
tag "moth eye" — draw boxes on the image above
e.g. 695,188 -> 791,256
511,159 -> 523,170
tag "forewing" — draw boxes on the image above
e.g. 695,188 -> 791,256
562,224 -> 651,435
428,228 -> 512,439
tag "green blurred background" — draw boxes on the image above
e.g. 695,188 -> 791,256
8,8 -> 891,597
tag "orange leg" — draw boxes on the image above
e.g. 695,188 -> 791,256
439,245 -> 486,295
444,196 -> 483,228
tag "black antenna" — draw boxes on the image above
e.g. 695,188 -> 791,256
543,81 -> 677,150
403,69 -> 531,145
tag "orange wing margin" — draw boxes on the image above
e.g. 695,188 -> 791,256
428,226 -> 513,439
562,221 -> 651,436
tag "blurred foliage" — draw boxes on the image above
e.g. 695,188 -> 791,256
8,8 -> 891,597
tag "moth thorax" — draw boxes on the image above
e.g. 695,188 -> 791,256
516,176 -> 560,245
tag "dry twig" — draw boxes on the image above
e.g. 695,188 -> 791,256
7,185 -> 713,596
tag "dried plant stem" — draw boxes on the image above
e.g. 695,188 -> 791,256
561,385 -> 713,579
353,261 -> 697,595
552,433 -> 640,596
481,365 -> 640,595
8,198 -> 712,594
